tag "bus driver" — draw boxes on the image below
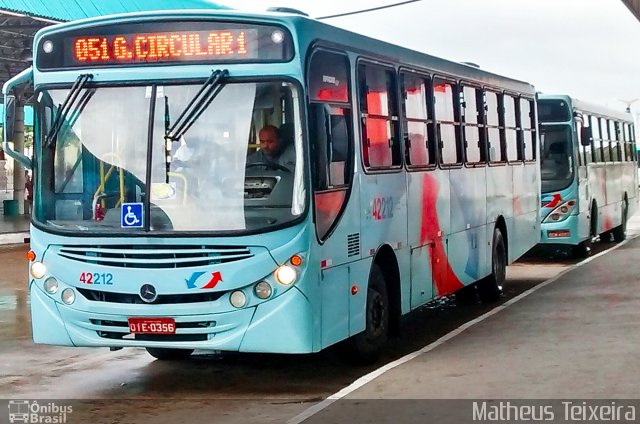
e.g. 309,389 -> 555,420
247,124 -> 295,171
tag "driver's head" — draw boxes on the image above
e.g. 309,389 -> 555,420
258,125 -> 281,159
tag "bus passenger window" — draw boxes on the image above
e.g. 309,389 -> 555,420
433,80 -> 461,165
631,124 -> 637,161
485,91 -> 502,162
401,72 -> 434,167
504,94 -> 518,162
520,98 -> 535,161
623,123 -> 632,161
359,63 -> 400,169
610,121 -> 620,161
591,117 -> 602,162
601,119 -> 611,162
462,86 -> 484,164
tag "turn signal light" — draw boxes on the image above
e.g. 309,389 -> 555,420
290,254 -> 303,267
26,250 -> 36,261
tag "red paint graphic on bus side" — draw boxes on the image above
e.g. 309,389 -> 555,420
603,215 -> 613,232
420,175 -> 464,296
513,195 -> 523,216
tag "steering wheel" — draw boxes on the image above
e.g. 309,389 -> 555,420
245,162 -> 291,173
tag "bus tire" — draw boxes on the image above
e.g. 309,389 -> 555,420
612,200 -> 628,242
477,227 -> 506,303
455,284 -> 478,305
345,263 -> 389,364
573,239 -> 592,258
146,347 -> 194,360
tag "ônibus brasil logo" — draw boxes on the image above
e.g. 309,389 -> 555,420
8,400 -> 73,423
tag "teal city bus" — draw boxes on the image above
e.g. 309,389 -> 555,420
538,95 -> 637,256
3,9 -> 540,361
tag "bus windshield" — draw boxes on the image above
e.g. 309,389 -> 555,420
36,80 -> 304,234
540,125 -> 574,193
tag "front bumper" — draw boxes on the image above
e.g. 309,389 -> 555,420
30,280 -> 314,353
539,214 -> 582,246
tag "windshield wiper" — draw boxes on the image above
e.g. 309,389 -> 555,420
46,73 -> 94,148
165,69 -> 228,141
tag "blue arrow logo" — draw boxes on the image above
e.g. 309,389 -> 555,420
185,271 -> 206,289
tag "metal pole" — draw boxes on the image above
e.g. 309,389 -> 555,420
12,101 -> 25,214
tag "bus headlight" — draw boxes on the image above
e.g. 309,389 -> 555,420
230,290 -> 247,308
254,281 -> 272,299
274,265 -> 296,286
30,261 -> 47,279
43,277 -> 59,294
543,200 -> 576,223
61,288 -> 76,305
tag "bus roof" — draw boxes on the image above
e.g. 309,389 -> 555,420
33,9 -> 535,95
539,94 -> 633,122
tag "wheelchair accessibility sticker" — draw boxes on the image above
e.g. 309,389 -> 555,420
121,203 -> 144,228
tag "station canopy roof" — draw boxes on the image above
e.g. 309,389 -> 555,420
0,0 -> 230,97
623,0 -> 640,21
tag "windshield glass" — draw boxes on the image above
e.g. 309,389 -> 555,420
540,125 -> 574,193
36,81 -> 305,234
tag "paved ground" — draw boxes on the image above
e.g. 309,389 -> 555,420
0,210 -> 29,245
292,215 -> 640,423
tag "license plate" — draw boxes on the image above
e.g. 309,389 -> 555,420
127,317 -> 176,334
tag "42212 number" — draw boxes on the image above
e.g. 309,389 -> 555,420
79,272 -> 114,285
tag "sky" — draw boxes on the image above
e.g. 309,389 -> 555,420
217,0 -> 640,119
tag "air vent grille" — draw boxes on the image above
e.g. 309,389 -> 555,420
347,233 -> 360,257
57,244 -> 253,268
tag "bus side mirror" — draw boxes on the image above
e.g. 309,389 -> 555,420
580,127 -> 592,147
3,95 -> 16,142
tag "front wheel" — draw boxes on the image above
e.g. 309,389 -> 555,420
477,227 -> 506,303
345,264 -> 389,364
146,347 -> 194,360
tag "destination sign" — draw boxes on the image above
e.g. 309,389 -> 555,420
72,30 -> 256,63
36,21 -> 293,69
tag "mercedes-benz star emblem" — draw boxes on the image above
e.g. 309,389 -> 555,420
139,284 -> 158,303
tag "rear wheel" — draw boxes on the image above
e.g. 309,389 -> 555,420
612,200 -> 628,242
146,347 -> 194,360
345,264 -> 389,364
477,227 -> 506,303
